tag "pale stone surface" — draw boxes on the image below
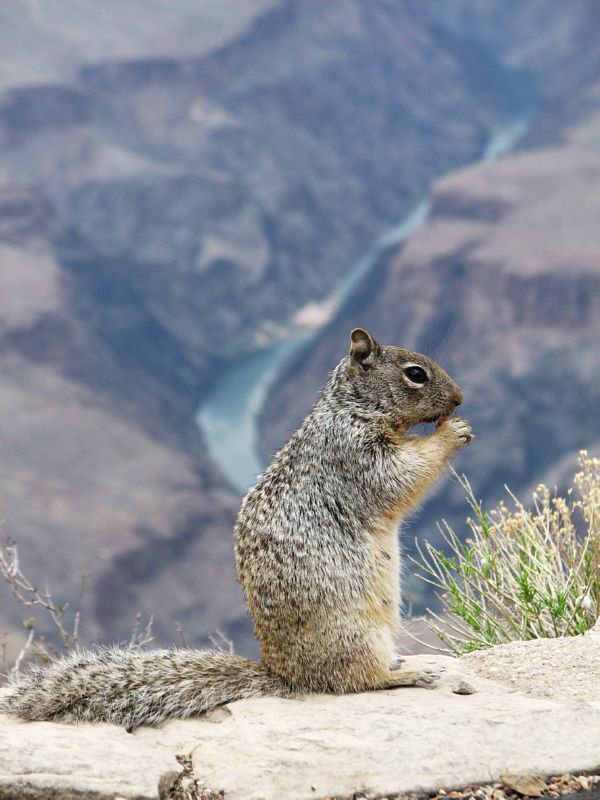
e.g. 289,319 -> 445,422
463,620 -> 600,706
0,709 -> 193,798
1,649 -> 599,800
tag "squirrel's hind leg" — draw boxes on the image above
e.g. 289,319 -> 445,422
344,626 -> 443,691
311,623 -> 441,692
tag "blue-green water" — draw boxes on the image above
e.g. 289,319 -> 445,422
195,338 -> 303,493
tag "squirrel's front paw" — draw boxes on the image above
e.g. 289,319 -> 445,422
440,416 -> 474,447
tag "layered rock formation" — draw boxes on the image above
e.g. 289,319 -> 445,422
0,0 -> 526,648
0,0 -> 599,647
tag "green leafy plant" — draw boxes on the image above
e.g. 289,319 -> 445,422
411,451 -> 600,654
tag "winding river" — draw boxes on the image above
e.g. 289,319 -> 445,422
195,115 -> 532,495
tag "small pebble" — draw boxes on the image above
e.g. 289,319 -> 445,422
501,772 -> 547,797
452,680 -> 477,695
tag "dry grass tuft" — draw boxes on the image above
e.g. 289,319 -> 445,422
412,451 -> 600,654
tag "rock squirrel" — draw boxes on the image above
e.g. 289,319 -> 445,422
1,328 -> 472,728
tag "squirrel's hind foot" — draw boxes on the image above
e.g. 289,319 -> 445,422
381,665 -> 443,688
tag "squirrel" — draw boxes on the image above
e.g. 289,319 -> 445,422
1,327 -> 472,729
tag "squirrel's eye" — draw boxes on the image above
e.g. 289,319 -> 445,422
404,366 -> 428,385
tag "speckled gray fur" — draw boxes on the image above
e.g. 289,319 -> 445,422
1,329 -> 472,727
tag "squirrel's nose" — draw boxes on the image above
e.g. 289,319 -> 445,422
451,387 -> 463,408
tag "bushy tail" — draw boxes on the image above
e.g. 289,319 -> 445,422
0,647 -> 292,729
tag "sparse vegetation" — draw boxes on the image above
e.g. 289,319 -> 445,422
412,451 -> 600,654
0,539 -> 154,681
0,538 -> 234,683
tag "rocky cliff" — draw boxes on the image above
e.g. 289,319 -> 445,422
0,0 -> 599,649
2,627 -> 600,799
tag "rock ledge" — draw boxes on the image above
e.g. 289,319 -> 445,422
1,641 -> 599,800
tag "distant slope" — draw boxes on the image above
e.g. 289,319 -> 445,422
0,0 -> 599,647
0,0 -> 276,89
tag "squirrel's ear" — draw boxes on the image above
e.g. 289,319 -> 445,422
349,328 -> 380,368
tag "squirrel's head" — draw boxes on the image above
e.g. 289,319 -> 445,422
338,327 -> 463,430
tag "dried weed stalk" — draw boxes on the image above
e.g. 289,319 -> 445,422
0,539 -> 154,680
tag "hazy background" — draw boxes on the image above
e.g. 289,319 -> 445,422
0,0 -> 599,657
